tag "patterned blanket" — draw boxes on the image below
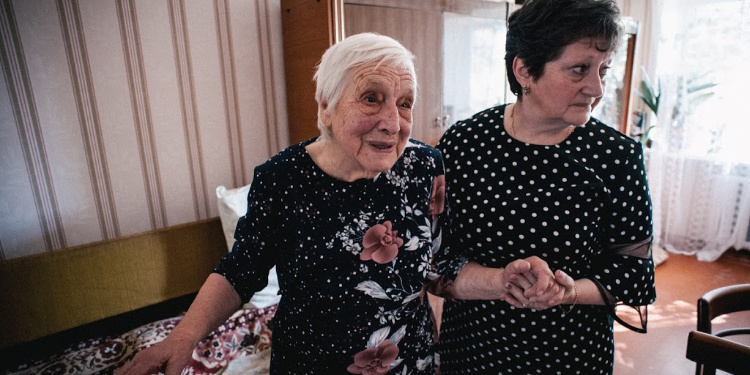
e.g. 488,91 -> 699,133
7,305 -> 277,375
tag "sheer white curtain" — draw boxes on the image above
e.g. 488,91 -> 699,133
646,0 -> 750,261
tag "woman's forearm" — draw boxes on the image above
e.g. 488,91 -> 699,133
450,261 -> 506,300
570,278 -> 611,306
168,273 -> 242,346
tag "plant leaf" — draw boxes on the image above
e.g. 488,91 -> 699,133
687,82 -> 718,94
637,80 -> 659,115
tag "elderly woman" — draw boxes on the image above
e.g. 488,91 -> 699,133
115,33 -> 443,375
433,0 -> 657,374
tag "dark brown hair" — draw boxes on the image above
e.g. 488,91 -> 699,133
505,0 -> 622,97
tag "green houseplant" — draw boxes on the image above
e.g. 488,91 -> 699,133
634,69 -> 716,147
634,69 -> 660,147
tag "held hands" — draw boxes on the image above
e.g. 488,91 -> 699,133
498,256 -> 576,310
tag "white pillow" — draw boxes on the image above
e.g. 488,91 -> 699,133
216,184 -> 251,250
216,185 -> 281,309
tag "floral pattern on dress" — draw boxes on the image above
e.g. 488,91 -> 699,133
348,338 -> 399,374
348,325 -> 438,375
362,221 -> 403,264
215,139 -> 445,374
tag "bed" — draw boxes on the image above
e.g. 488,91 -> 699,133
0,185 -> 280,375
5,305 -> 276,375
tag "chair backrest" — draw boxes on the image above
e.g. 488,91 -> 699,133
697,283 -> 750,334
687,331 -> 750,375
688,283 -> 750,375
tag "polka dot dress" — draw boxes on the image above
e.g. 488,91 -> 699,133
434,104 -> 656,374
215,139 -> 444,374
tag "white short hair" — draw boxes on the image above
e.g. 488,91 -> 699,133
314,32 -> 417,140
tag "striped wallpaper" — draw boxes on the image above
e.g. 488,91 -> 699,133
0,0 -> 288,260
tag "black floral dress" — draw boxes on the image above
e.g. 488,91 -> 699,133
215,138 -> 445,375
434,104 -> 657,374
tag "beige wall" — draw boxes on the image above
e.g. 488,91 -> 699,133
0,0 -> 288,259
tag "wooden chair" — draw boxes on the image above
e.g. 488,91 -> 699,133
686,283 -> 750,375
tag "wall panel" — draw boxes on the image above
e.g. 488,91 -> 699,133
135,0 -> 197,227
81,0 -> 153,238
15,0 -> 101,249
0,0 -> 288,259
0,62 -> 46,259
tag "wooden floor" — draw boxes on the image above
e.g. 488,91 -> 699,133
613,250 -> 750,375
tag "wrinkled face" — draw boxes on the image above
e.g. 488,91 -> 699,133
529,38 -> 613,126
321,62 -> 414,180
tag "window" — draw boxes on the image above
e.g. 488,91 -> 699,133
655,0 -> 750,163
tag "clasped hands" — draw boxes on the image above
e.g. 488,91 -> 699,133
499,256 -> 576,310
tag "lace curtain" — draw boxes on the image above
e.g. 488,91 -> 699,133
645,0 -> 750,261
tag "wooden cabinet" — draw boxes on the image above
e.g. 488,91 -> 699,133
280,0 -> 342,144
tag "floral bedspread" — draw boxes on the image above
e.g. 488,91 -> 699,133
7,305 -> 277,375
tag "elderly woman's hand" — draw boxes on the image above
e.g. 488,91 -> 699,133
499,256 -> 559,308
113,331 -> 195,375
